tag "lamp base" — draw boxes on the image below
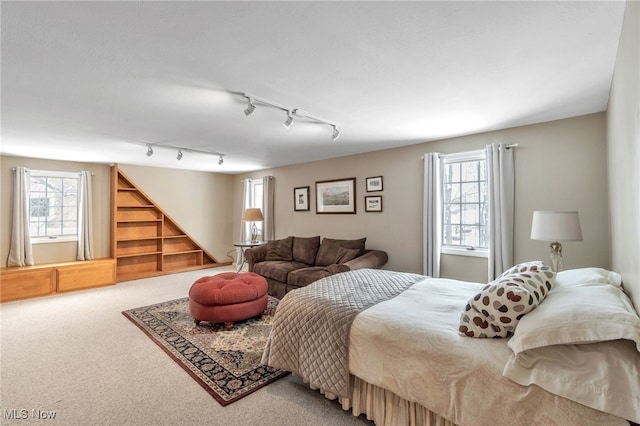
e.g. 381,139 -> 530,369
549,241 -> 563,272
250,224 -> 258,243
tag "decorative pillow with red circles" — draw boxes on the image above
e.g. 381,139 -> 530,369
459,262 -> 556,338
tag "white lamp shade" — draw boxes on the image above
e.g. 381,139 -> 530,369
531,211 -> 583,242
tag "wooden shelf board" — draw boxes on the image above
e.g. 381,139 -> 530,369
118,205 -> 156,208
163,250 -> 202,256
117,188 -> 137,191
117,237 -> 162,242
163,235 -> 188,239
117,219 -> 162,223
117,252 -> 162,259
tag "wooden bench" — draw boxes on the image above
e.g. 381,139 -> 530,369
1,258 -> 116,302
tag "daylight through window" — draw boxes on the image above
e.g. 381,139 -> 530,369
29,171 -> 80,240
246,178 -> 264,238
441,151 -> 488,252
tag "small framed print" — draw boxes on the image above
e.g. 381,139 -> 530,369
294,186 -> 310,211
365,196 -> 383,212
366,176 -> 383,192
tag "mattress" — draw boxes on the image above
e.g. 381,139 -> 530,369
348,278 -> 629,426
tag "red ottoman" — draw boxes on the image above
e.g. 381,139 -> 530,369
188,272 -> 268,330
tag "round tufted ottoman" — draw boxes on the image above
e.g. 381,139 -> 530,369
188,272 -> 268,330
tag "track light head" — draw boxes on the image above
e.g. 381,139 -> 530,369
244,98 -> 256,117
331,125 -> 340,141
146,145 -> 154,157
218,155 -> 224,166
283,110 -> 294,128
176,149 -> 183,160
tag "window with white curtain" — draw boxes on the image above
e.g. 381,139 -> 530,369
245,178 -> 264,238
29,170 -> 80,242
441,150 -> 488,257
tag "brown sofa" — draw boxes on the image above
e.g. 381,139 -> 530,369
245,236 -> 388,298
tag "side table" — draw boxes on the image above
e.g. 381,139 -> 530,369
233,240 -> 266,271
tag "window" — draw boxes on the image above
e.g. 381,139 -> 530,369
244,178 -> 264,238
441,150 -> 488,257
29,170 -> 80,242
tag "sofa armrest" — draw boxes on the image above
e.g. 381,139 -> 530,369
343,249 -> 388,270
245,244 -> 268,272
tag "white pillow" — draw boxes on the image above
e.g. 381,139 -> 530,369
508,281 -> 640,354
555,267 -> 623,289
503,340 -> 640,422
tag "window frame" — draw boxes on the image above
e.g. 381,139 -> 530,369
243,178 -> 264,240
440,150 -> 489,258
29,169 -> 81,244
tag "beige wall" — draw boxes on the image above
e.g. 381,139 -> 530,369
118,164 -> 235,263
0,158 -> 235,266
607,0 -> 639,309
236,113 -> 611,283
0,156 -> 111,264
2,112 -> 610,284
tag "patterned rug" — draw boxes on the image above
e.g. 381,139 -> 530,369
122,296 -> 288,406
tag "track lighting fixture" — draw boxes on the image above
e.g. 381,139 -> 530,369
283,110 -> 294,128
244,97 -> 256,117
240,93 -> 339,141
141,143 -> 224,166
331,125 -> 340,141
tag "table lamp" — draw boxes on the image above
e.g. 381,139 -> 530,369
530,211 -> 583,272
242,208 -> 264,243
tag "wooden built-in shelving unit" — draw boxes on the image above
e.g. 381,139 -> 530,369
110,166 -> 227,282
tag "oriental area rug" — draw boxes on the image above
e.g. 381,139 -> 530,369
122,296 -> 288,406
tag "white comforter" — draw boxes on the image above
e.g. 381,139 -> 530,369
349,278 -> 629,426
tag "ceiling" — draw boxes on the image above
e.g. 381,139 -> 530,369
1,1 -> 626,174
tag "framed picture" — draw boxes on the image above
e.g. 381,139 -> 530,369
293,186 -> 310,211
366,176 -> 383,192
365,196 -> 383,212
315,178 -> 356,214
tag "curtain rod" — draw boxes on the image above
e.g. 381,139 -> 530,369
421,143 -> 519,160
241,176 -> 274,182
12,168 -> 94,175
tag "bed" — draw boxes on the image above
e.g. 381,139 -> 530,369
261,267 -> 640,426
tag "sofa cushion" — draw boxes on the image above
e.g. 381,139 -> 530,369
265,236 -> 294,261
315,237 -> 366,266
287,264 -> 351,287
253,260 -> 308,283
335,247 -> 361,264
292,236 -> 321,265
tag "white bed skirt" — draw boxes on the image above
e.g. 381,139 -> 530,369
314,375 -> 456,426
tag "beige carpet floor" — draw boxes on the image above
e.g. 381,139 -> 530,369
0,266 -> 373,425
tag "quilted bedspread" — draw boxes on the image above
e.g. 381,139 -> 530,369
261,268 -> 424,398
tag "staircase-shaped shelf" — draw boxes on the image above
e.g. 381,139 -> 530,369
111,166 -> 227,282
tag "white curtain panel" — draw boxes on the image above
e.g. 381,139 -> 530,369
238,179 -> 252,264
77,171 -> 94,261
486,144 -> 515,280
7,167 -> 34,267
423,153 -> 442,278
262,176 -> 275,241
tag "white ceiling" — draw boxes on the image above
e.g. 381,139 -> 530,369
1,1 -> 626,174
